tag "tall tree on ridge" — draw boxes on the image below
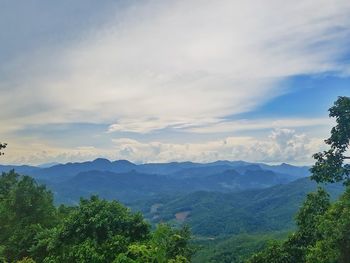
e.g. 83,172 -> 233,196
311,96 -> 350,185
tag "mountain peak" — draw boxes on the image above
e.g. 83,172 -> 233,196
280,163 -> 292,167
92,158 -> 111,164
112,160 -> 136,166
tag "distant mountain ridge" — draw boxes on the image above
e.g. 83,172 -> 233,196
47,168 -> 299,204
0,158 -> 311,205
0,158 -> 310,179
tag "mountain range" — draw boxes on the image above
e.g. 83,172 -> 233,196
0,158 -> 310,204
1,158 -> 345,249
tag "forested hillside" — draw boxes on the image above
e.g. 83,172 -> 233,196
135,177 -> 343,237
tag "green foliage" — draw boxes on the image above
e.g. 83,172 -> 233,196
193,232 -> 289,263
247,241 -> 291,263
0,245 -> 6,263
311,96 -> 350,184
16,257 -> 36,263
306,186 -> 350,263
326,96 -> 350,151
294,188 -> 330,246
138,177 -> 342,237
31,195 -> 150,262
247,96 -> 350,263
0,170 -> 57,262
247,188 -> 330,263
115,224 -> 193,263
0,171 -> 193,262
151,224 -> 193,261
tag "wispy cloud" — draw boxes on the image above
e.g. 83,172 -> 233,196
0,0 -> 349,164
184,117 -> 333,134
106,116 -> 332,134
1,0 -> 350,132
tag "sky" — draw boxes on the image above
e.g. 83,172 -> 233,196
1,0 -> 350,165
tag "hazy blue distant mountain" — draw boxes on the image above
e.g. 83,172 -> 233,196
0,159 -> 311,201
0,159 -> 311,205
207,160 -> 252,167
0,159 -> 310,182
167,165 -> 236,179
232,164 -> 263,174
137,161 -> 201,174
155,160 -> 309,179
37,162 -> 61,168
30,158 -> 137,182
45,167 -> 302,205
258,162 -> 310,178
47,170 -> 175,204
0,165 -> 40,175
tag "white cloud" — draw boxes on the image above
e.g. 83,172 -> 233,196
1,0 -> 350,133
1,129 -> 324,165
1,143 -> 103,165
109,129 -> 325,164
0,1 -> 348,164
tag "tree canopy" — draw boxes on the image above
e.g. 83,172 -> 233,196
248,96 -> 350,263
0,170 -> 57,261
311,96 -> 350,185
0,171 -> 193,263
306,187 -> 350,263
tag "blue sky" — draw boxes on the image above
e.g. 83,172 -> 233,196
1,0 -> 350,165
232,75 -> 350,125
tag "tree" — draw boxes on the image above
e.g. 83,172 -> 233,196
303,96 -> 350,262
150,224 -> 193,262
31,196 -> 193,263
0,144 -> 193,262
248,96 -> 350,263
115,224 -> 193,263
0,142 -> 6,155
306,187 -> 350,263
294,188 -> 330,246
311,96 -> 350,185
0,173 -> 193,262
247,241 -> 291,263
247,188 -> 330,263
31,196 -> 150,263
0,171 -> 57,262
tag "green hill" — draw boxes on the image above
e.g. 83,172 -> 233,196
135,177 -> 343,237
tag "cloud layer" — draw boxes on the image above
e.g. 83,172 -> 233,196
3,129 -> 324,165
111,128 -> 325,164
1,0 -> 349,164
1,0 -> 350,131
